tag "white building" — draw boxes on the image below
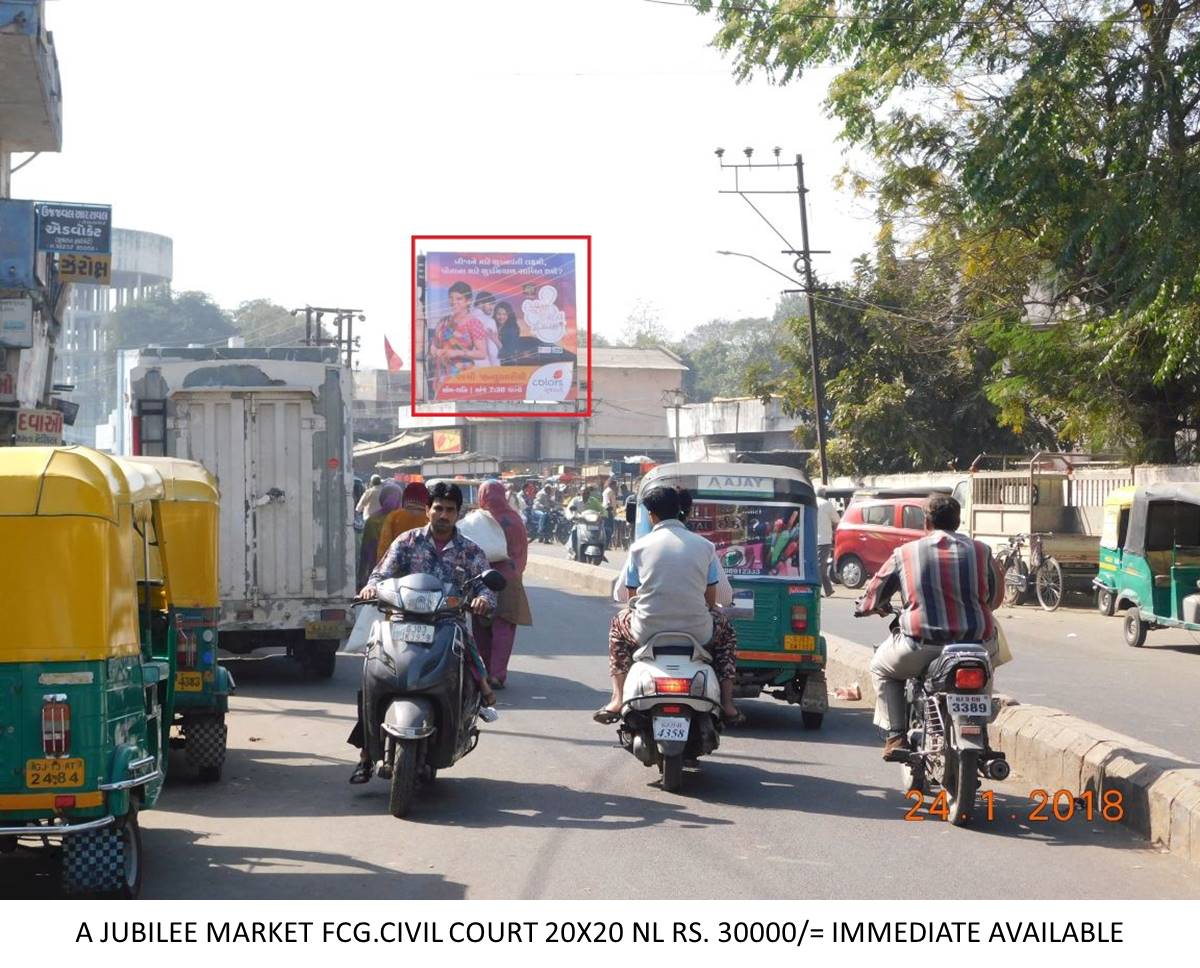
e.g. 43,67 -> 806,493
675,395 -> 805,463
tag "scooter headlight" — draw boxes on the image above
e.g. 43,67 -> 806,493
399,588 -> 444,614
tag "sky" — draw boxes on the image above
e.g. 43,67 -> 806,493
15,0 -> 878,367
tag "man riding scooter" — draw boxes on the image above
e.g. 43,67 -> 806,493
593,485 -> 743,726
856,494 -> 1004,760
347,481 -> 497,783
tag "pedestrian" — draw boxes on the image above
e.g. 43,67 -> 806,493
602,476 -> 618,546
816,491 -> 841,597
473,480 -> 532,689
358,482 -> 402,591
376,481 -> 430,560
356,474 -> 384,518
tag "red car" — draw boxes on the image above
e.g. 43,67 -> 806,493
834,497 -> 929,588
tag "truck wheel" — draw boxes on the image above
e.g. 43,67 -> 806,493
306,641 -> 339,679
1123,609 -> 1147,648
1096,587 -> 1115,617
185,714 -> 227,782
62,811 -> 142,898
837,555 -> 866,589
661,754 -> 684,793
389,740 -> 420,818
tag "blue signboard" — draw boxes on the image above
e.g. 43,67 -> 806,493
0,199 -> 37,289
35,201 -> 112,255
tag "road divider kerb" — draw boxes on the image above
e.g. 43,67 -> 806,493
527,549 -> 1200,868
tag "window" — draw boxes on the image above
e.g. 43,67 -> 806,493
862,504 -> 892,526
902,505 -> 926,531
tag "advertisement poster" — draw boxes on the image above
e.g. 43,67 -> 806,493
691,501 -> 806,578
419,251 -> 579,405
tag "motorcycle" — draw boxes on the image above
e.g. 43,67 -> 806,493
856,603 -> 1009,826
569,507 -> 608,565
552,507 -> 573,544
356,568 -> 506,818
617,630 -> 723,792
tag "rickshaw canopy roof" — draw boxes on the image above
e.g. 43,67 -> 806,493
0,446 -> 161,522
1104,485 -> 1138,508
640,462 -> 815,504
120,455 -> 218,504
1123,483 -> 1200,556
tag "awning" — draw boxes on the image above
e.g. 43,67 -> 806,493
353,432 -> 432,460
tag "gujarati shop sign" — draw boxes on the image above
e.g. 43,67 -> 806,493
15,408 -> 64,445
35,202 -> 112,255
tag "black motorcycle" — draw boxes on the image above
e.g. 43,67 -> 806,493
857,604 -> 1009,826
357,568 -> 506,818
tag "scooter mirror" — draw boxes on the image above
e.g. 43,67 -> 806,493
480,569 -> 507,592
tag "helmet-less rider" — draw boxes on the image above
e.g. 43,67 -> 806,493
856,494 -> 1004,760
347,480 -> 497,784
593,485 -> 743,726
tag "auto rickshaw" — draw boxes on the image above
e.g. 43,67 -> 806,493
630,463 -> 828,727
119,456 -> 232,782
1107,483 -> 1200,648
1093,485 -> 1137,616
0,446 -> 177,896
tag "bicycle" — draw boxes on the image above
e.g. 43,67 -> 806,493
994,532 -> 1063,612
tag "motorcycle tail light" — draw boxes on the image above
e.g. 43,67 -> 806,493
954,666 -> 987,690
791,604 -> 808,630
659,705 -> 683,715
41,695 -> 71,758
654,677 -> 691,695
690,670 -> 708,697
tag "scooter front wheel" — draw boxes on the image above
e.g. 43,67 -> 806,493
389,739 -> 420,818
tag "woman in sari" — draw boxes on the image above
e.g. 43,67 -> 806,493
376,482 -> 430,560
432,281 -> 487,394
358,482 -> 402,592
473,480 -> 532,689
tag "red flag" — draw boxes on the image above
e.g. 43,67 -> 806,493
384,335 -> 404,372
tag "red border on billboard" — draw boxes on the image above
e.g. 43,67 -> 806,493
410,235 -> 592,419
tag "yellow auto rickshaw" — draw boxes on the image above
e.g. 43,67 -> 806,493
119,456 -> 232,781
0,446 -> 178,896
1094,485 -> 1137,616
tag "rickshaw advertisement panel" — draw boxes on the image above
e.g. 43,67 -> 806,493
691,500 -> 807,578
419,251 -> 579,405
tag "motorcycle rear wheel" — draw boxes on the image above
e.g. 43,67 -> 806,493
943,749 -> 979,826
388,739 -> 420,819
661,754 -> 684,792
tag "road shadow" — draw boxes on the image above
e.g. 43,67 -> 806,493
0,828 -> 465,900
390,776 -> 733,832
490,670 -> 609,713
730,699 -> 879,747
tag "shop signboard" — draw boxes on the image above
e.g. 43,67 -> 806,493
35,202 -> 112,255
14,408 -> 64,445
0,295 -> 34,349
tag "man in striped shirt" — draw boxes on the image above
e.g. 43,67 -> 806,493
857,495 -> 1004,760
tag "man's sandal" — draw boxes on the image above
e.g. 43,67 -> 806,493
592,708 -> 621,724
349,761 -> 372,784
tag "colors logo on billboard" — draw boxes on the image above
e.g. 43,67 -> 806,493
526,362 -> 574,402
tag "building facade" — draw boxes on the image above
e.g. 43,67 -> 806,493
675,396 -> 804,463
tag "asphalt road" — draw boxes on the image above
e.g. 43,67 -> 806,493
5,576 -> 1198,899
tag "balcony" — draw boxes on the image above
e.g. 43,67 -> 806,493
0,1 -> 63,152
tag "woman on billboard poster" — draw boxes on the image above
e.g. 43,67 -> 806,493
431,280 -> 488,393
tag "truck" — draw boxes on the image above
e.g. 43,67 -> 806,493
126,347 -> 355,677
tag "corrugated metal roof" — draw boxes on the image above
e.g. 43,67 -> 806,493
592,347 -> 688,370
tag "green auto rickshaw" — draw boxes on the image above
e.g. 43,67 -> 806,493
1108,483 -> 1200,648
119,456 -> 232,782
0,446 -> 177,896
1094,485 -> 1137,616
631,463 -> 829,727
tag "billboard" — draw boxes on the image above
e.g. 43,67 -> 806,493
415,247 -> 585,411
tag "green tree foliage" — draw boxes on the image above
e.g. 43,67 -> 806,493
680,315 -> 789,401
109,290 -> 236,350
232,299 -> 308,346
694,0 -> 1200,461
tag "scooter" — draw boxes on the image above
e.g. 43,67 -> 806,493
357,568 -> 506,818
856,603 -> 1009,826
617,630 -> 722,792
569,508 -> 608,565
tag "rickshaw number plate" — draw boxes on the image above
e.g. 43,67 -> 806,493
784,634 -> 816,652
305,620 -> 345,640
652,717 -> 689,742
175,671 -> 204,692
947,694 -> 991,717
26,758 -> 85,788
397,623 -> 435,643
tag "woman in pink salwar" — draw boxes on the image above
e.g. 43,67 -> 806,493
473,480 -> 532,688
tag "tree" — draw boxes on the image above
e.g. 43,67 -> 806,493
681,314 -> 789,401
109,290 -> 236,350
694,0 -> 1200,460
232,299 -> 308,346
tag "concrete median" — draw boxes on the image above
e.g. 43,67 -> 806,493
527,549 -> 1200,868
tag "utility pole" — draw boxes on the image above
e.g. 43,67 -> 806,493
291,305 -> 364,368
715,147 -> 831,484
662,388 -> 686,462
